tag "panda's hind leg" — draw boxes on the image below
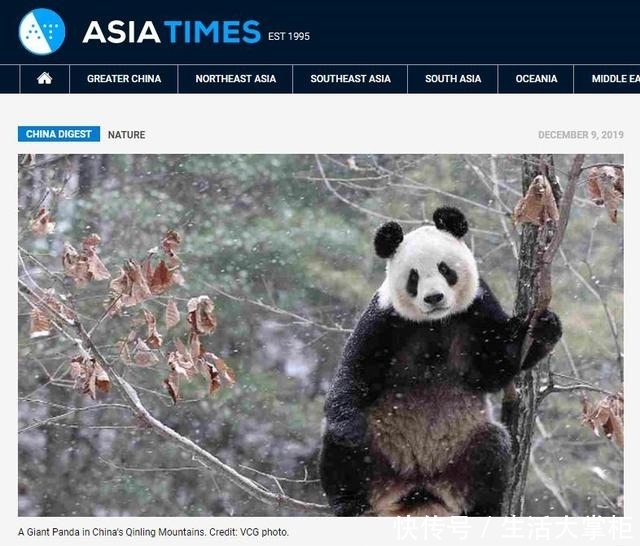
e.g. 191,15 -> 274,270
464,422 -> 512,517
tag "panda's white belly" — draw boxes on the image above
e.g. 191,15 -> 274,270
367,384 -> 492,476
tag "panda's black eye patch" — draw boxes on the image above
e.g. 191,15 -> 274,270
406,268 -> 419,297
438,262 -> 458,286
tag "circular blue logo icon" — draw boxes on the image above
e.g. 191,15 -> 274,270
19,8 -> 65,55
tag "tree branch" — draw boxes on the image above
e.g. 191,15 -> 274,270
19,278 -> 331,515
314,154 -> 502,237
502,154 -> 585,516
112,371 -> 330,513
18,402 -> 131,434
208,283 -> 352,334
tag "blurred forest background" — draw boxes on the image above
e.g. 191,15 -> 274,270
17,154 -> 623,517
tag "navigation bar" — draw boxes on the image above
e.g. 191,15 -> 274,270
5,65 -> 640,93
180,65 -> 291,93
408,66 -> 497,93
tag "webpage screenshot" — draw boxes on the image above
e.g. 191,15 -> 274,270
4,1 -> 635,545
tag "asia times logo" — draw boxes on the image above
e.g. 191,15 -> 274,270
18,10 -> 261,51
81,20 -> 261,44
19,8 -> 66,55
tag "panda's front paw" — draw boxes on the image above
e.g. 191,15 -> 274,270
531,309 -> 562,345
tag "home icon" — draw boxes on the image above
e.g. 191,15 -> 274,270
37,71 -> 53,85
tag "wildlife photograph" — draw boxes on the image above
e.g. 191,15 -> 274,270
17,154 -> 623,517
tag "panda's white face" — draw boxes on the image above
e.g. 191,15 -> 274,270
378,226 -> 479,322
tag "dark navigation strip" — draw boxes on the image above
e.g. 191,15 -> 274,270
5,64 -> 640,93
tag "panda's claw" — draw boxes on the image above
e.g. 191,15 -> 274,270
531,309 -> 562,345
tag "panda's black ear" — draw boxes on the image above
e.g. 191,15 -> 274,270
433,207 -> 468,238
374,222 -> 404,258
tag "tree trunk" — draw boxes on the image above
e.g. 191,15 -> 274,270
501,154 -> 559,515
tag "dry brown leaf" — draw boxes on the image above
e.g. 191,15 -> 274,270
165,337 -> 236,399
187,295 -> 217,335
117,339 -> 133,364
21,154 -> 36,166
161,230 -> 183,275
109,267 -> 130,295
42,289 -> 76,322
582,392 -> 624,448
164,374 -> 180,404
132,338 -> 159,367
117,330 -> 139,364
161,230 -> 181,256
30,207 -> 55,235
29,307 -> 50,338
169,348 -> 196,377
206,362 -> 222,393
197,352 -> 235,393
83,235 -> 110,281
189,332 -> 203,359
174,337 -> 190,359
586,166 -> 624,223
68,355 -> 111,400
165,298 -> 180,329
69,356 -> 83,380
143,309 -> 163,348
85,249 -> 110,281
62,235 -> 110,285
147,260 -> 174,294
513,175 -> 560,226
82,233 -> 102,250
93,361 -> 111,394
164,342 -> 200,403
110,260 -> 152,307
208,353 -> 236,385
85,373 -> 97,400
173,361 -> 190,380
62,242 -> 90,284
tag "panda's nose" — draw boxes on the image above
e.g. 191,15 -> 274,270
424,293 -> 444,305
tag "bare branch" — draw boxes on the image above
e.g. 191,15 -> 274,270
488,155 -> 519,259
98,456 -> 204,474
464,156 -> 513,214
530,440 -> 577,515
19,403 -> 130,434
208,283 -> 353,334
580,163 -> 624,172
559,337 -> 580,378
373,158 -> 511,217
539,383 -> 618,400
240,464 -> 320,484
314,154 -> 501,237
559,249 -> 623,380
113,371 -> 330,514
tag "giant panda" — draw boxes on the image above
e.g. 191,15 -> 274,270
319,206 -> 562,517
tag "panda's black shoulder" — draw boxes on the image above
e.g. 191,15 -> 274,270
360,293 -> 395,326
460,278 -> 509,323
344,295 -> 395,349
